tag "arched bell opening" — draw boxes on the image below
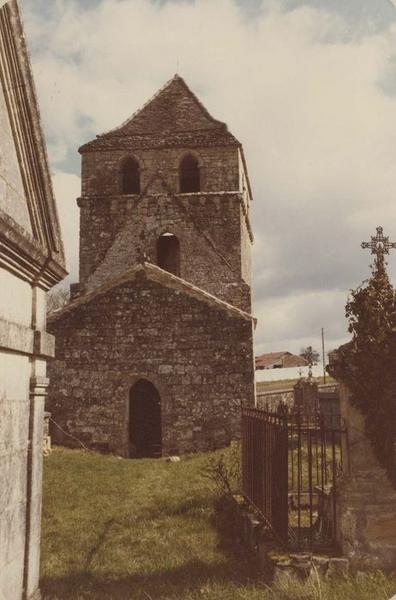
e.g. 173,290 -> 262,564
156,233 -> 180,276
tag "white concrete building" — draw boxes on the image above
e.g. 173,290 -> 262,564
0,2 -> 66,598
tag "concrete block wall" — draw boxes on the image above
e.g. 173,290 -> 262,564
0,269 -> 52,600
0,75 -> 31,233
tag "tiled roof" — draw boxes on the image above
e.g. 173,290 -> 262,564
255,352 -> 309,369
79,75 -> 239,153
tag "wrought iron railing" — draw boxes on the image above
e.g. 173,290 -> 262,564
242,405 -> 346,550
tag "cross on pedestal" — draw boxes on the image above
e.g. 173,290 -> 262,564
361,226 -> 396,267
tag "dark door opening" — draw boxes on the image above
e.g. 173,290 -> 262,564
156,233 -> 180,276
121,157 -> 140,194
129,379 -> 162,458
180,154 -> 200,192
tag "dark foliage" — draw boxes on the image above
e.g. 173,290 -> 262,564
299,346 -> 320,365
334,257 -> 396,484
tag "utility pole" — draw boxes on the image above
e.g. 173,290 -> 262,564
321,327 -> 326,384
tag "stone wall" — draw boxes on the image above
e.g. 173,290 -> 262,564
256,388 -> 294,410
81,145 -> 240,197
336,383 -> 396,570
78,192 -> 251,312
48,267 -> 255,456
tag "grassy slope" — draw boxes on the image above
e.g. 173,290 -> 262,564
41,448 -> 395,600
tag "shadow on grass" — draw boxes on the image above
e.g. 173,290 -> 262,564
41,498 -> 263,600
41,557 -> 261,600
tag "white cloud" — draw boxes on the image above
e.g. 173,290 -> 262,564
21,0 -> 396,353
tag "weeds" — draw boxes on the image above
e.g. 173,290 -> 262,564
199,442 -> 241,496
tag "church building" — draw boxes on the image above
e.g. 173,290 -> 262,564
47,75 -> 256,457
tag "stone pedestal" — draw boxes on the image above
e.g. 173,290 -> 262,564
336,383 -> 396,569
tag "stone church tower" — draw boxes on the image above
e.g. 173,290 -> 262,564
48,75 -> 255,457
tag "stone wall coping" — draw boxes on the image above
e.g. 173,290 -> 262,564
49,262 -> 255,324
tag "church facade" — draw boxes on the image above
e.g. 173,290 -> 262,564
47,75 -> 255,457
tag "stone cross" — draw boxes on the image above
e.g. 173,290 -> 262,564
361,226 -> 396,266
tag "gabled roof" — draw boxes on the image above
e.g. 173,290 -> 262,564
79,75 -> 240,153
255,352 -> 308,369
0,0 -> 67,288
49,262 -> 254,323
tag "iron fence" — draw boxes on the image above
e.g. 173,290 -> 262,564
241,405 -> 346,550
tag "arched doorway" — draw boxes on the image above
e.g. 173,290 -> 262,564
129,379 -> 162,458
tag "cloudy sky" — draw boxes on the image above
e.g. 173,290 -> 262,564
20,0 -> 396,357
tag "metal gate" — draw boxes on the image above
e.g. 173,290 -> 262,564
242,405 -> 345,550
242,407 -> 288,541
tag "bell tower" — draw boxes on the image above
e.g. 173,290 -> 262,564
48,76 -> 256,457
74,75 -> 254,313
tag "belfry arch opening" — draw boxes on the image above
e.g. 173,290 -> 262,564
129,379 -> 162,458
179,154 -> 200,193
156,233 -> 180,276
121,157 -> 140,194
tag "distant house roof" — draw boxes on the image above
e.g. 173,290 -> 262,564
255,351 -> 309,370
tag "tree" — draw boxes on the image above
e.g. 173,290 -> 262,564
47,286 -> 70,315
332,256 -> 396,483
299,346 -> 320,365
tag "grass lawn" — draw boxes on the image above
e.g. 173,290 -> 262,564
41,448 -> 396,600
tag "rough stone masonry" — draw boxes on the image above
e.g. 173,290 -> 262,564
47,75 -> 256,457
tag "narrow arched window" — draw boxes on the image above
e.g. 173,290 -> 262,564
121,157 -> 140,194
157,233 -> 180,276
179,154 -> 200,193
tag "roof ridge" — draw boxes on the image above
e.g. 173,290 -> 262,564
94,74 -> 227,141
96,74 -> 179,139
49,262 -> 254,323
